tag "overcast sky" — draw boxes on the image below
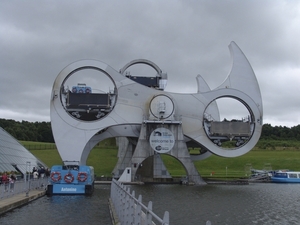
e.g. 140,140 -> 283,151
1,0 -> 300,127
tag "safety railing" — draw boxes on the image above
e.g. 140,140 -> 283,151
0,177 -> 48,199
110,179 -> 169,225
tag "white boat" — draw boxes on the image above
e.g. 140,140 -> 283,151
271,170 -> 300,183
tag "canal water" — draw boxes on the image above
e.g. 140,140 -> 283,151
1,182 -> 300,225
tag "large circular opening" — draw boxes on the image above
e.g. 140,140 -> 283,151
215,97 -> 250,121
120,59 -> 167,90
204,97 -> 254,149
122,64 -> 158,76
60,67 -> 117,121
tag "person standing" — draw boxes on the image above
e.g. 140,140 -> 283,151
33,170 -> 39,179
39,167 -> 45,179
45,168 -> 50,177
1,172 -> 9,192
9,172 -> 16,192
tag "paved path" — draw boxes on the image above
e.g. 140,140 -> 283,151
0,190 -> 46,215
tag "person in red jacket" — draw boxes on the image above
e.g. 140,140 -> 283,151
1,172 -> 9,192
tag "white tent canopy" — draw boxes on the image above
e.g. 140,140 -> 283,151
0,127 -> 47,175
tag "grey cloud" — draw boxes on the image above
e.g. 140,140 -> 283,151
0,0 -> 299,127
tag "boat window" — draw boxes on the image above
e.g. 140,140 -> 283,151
289,174 -> 297,178
276,173 -> 287,178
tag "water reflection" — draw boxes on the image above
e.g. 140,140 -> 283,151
0,185 -> 111,225
130,183 -> 300,225
1,183 -> 300,225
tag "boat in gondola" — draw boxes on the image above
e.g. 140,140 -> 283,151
46,164 -> 94,196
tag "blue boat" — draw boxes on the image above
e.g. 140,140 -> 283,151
271,170 -> 300,183
46,165 -> 94,196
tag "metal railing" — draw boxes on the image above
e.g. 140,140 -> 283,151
0,177 -> 48,199
23,144 -> 57,150
110,179 -> 169,225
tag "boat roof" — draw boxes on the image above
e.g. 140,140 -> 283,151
276,170 -> 300,174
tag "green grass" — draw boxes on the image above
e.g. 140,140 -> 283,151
195,150 -> 300,178
87,147 -> 118,177
20,140 -> 118,176
30,149 -> 62,167
161,154 -> 186,177
22,140 -> 300,179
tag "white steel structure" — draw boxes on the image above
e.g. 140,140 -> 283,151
50,42 -> 263,184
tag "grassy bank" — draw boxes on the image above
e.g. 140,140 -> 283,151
22,140 -> 300,179
28,147 -> 118,177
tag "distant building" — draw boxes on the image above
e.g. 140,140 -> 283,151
0,127 -> 47,177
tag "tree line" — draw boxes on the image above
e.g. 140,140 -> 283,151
0,118 -> 300,143
260,123 -> 300,140
0,119 -> 54,143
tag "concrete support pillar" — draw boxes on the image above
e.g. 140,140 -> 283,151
131,124 -> 152,181
112,137 -> 134,178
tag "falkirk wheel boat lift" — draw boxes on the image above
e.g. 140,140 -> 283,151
50,42 -> 263,185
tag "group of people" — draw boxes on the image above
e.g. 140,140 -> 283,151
1,172 -> 17,192
1,166 -> 50,193
32,166 -> 50,179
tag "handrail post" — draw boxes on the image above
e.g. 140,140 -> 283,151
135,194 -> 142,224
128,190 -> 134,224
147,201 -> 153,225
162,211 -> 169,225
